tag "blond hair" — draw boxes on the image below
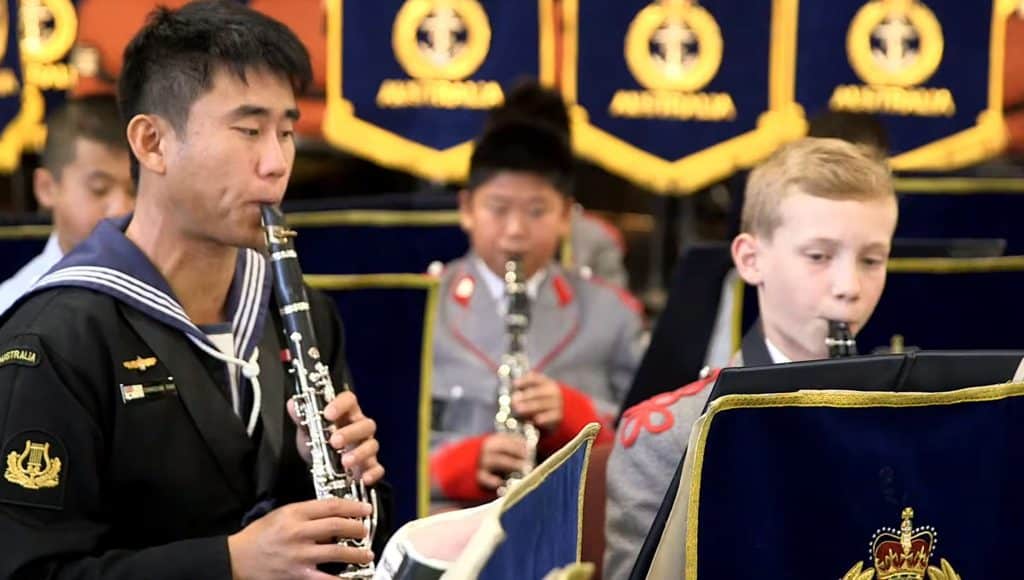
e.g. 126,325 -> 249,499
741,137 -> 894,237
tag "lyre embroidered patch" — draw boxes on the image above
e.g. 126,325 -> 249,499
1,430 -> 66,509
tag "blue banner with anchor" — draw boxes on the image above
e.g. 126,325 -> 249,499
21,0 -> 80,154
0,0 -> 81,171
323,0 -> 557,183
0,0 -> 26,172
562,0 -> 805,193
795,0 -> 1017,170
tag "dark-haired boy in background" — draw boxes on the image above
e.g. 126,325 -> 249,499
428,118 -> 644,506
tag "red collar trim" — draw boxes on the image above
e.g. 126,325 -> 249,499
552,274 -> 574,307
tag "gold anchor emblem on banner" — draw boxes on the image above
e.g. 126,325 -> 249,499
19,0 -> 77,65
5,440 -> 61,490
624,0 -> 723,93
611,0 -> 735,122
847,0 -> 944,87
392,0 -> 491,81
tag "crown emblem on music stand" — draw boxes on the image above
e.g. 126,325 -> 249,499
842,507 -> 961,580
872,507 -> 933,579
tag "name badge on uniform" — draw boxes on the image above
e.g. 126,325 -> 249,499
120,378 -> 177,404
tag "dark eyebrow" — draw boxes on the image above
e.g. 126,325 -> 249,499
227,104 -> 301,122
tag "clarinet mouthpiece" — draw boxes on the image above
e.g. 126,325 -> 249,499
826,320 -> 858,358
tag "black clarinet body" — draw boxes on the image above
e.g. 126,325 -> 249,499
261,204 -> 377,578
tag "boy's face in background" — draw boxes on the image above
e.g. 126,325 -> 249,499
34,138 -> 134,254
459,171 -> 571,280
733,190 -> 898,361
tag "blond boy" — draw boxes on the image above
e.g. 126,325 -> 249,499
603,138 -> 898,579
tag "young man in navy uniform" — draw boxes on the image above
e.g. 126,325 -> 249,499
0,2 -> 384,578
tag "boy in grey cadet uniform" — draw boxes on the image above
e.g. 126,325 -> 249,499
603,138 -> 899,578
429,119 -> 645,506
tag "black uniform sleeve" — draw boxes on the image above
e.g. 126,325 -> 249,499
0,331 -> 232,580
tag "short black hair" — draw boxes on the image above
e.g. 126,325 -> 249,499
42,95 -> 128,178
487,79 -> 570,138
118,0 -> 312,181
468,119 -> 574,196
808,111 -> 889,156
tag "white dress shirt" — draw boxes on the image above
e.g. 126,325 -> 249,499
0,233 -> 63,316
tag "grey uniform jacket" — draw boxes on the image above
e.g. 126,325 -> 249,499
602,327 -> 773,579
569,206 -> 628,289
430,255 -> 644,499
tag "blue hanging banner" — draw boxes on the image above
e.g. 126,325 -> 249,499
563,0 -> 805,193
18,0 -> 80,154
796,0 -> 1016,170
0,0 -> 27,171
323,0 -> 557,182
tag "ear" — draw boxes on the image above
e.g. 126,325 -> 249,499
33,167 -> 58,210
457,188 -> 475,233
731,232 -> 765,286
126,114 -> 171,177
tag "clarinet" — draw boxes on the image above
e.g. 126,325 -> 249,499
826,320 -> 858,358
261,205 -> 378,579
494,256 -> 540,494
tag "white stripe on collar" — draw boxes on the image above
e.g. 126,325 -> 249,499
37,266 -> 193,328
233,250 -> 265,359
34,249 -> 268,362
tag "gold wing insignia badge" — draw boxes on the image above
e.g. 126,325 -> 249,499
122,356 -> 157,372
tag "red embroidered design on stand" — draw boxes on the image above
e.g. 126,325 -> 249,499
619,376 -> 716,448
